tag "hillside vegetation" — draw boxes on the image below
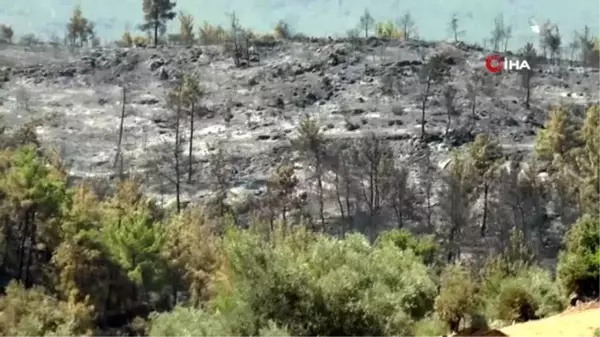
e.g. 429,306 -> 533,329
0,103 -> 597,336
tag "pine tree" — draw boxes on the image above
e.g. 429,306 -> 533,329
534,106 -> 579,166
467,134 -> 503,237
179,11 -> 195,45
420,54 -> 449,139
180,74 -> 204,183
163,207 -> 221,307
101,180 -> 167,303
66,5 -> 94,47
52,183 -> 111,314
266,164 -> 298,230
293,116 -> 326,229
569,104 -> 599,215
358,9 -> 374,38
0,145 -> 67,286
140,0 -> 177,46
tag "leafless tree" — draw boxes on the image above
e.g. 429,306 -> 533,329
489,14 -> 507,52
492,162 -> 548,250
227,11 -> 242,67
352,133 -> 394,240
389,165 -> 420,228
442,84 -> 458,134
207,145 -> 233,218
543,24 -> 562,65
448,13 -> 464,43
359,9 -> 375,38
500,26 -> 512,53
114,86 -> 127,179
419,53 -> 449,139
576,25 -> 598,67
397,12 -> 416,40
417,146 -> 437,232
327,141 -> 355,236
567,33 -> 580,66
520,42 -> 536,109
465,72 -> 495,127
438,152 -> 476,262
180,74 -> 204,183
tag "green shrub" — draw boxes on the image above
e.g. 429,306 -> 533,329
557,215 -> 600,298
413,314 -> 448,336
258,320 -> 291,336
479,228 -> 564,321
593,327 -> 600,337
481,264 -> 564,321
434,264 -> 480,332
0,281 -> 95,336
496,279 -> 537,322
376,229 -> 439,265
212,228 -> 437,336
148,307 -> 234,336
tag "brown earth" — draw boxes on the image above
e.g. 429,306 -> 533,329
500,306 -> 599,336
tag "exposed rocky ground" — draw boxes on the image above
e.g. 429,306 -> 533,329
0,39 -> 598,228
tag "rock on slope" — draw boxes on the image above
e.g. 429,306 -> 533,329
0,39 -> 598,205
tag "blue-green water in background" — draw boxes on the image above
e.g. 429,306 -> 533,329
0,0 -> 598,51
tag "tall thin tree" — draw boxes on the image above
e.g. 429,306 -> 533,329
140,0 -> 177,46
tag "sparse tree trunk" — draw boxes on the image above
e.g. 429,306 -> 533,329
24,217 -> 35,287
174,102 -> 182,213
114,86 -> 126,179
393,201 -> 404,228
421,78 -> 432,139
17,216 -> 28,282
447,226 -> 456,263
153,12 -> 159,46
481,182 -> 489,237
1,221 -> 10,272
188,102 -> 194,183
315,156 -> 325,230
281,204 -> 287,226
525,73 -> 531,109
333,171 -> 346,237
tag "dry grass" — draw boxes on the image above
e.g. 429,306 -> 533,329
499,306 -> 600,337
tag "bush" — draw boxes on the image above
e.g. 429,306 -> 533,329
199,22 -> 229,45
121,31 -> 133,47
481,263 -> 564,321
557,215 -> 600,299
211,228 -> 437,336
148,307 -> 234,336
132,35 -> 149,47
435,264 -> 480,332
496,279 -> 537,322
376,229 -> 439,266
273,20 -> 291,39
0,281 -> 95,336
413,314 -> 448,336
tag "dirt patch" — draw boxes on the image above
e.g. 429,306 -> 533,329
562,301 -> 600,315
455,328 -> 508,336
500,307 -> 600,337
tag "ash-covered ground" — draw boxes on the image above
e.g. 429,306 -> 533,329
0,39 -> 598,225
